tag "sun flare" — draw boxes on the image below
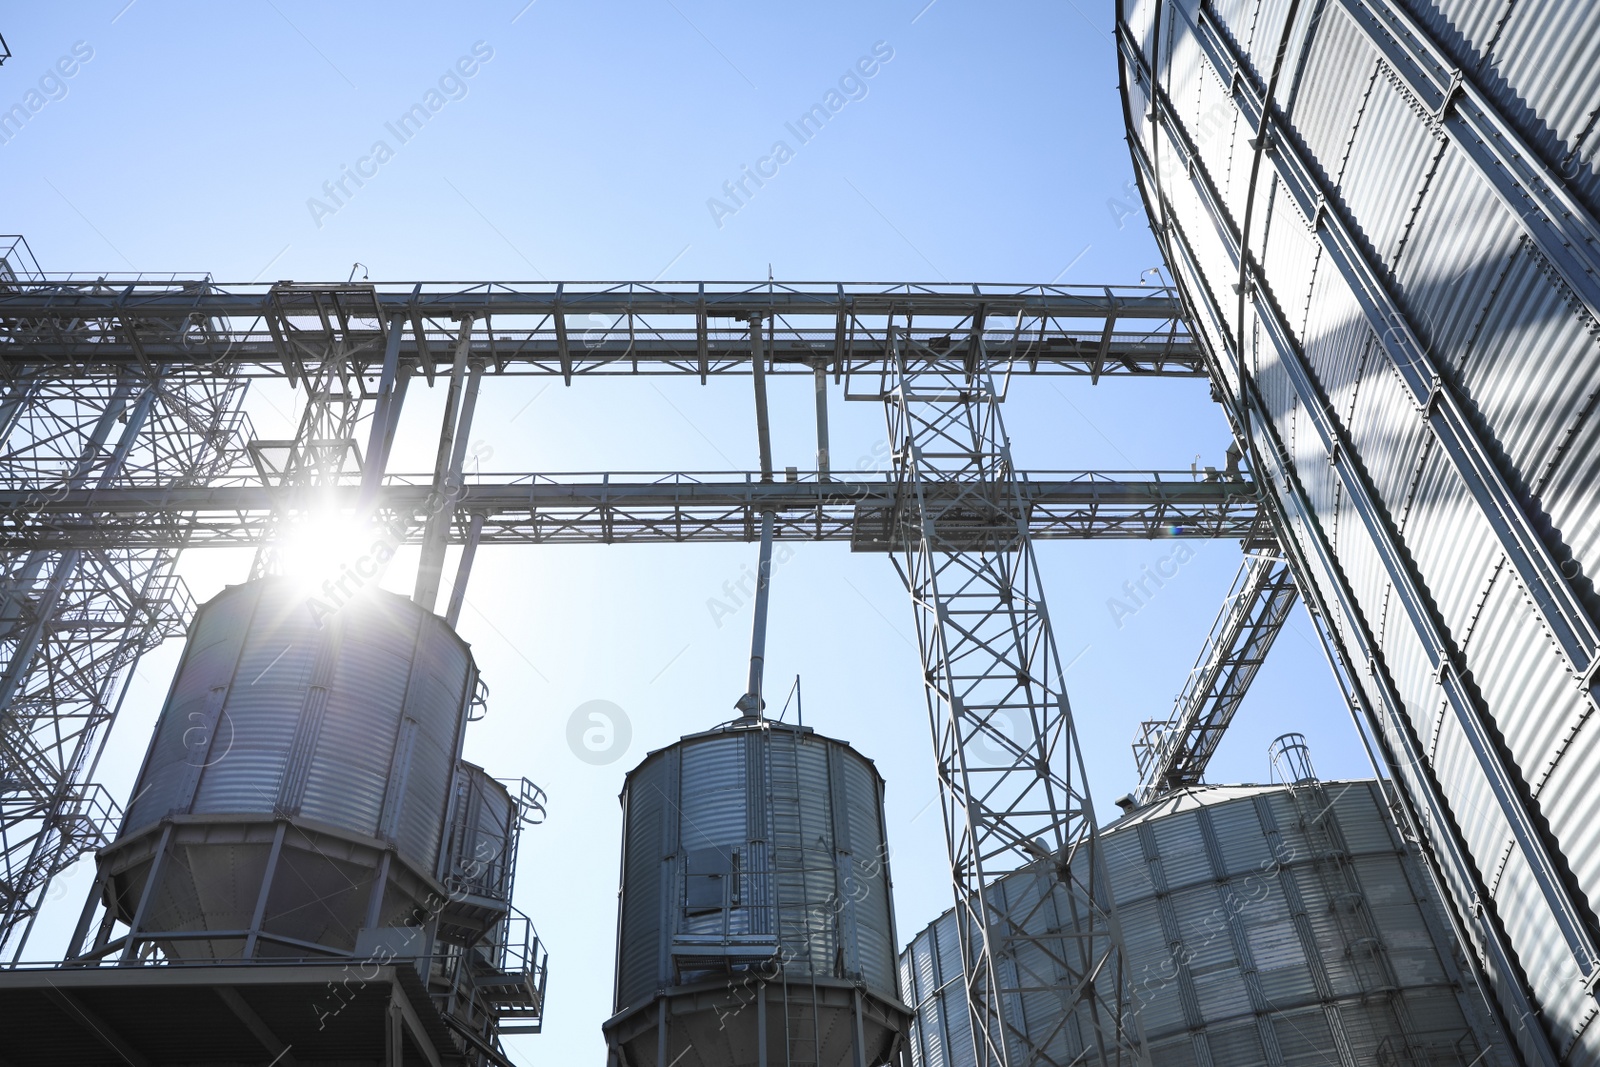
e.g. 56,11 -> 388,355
275,511 -> 396,597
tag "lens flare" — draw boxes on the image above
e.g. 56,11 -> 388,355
275,511 -> 388,596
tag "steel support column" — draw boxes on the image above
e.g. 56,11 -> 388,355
884,330 -> 1143,1067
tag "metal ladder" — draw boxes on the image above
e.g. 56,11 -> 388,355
1274,736 -> 1431,1065
767,727 -> 825,1067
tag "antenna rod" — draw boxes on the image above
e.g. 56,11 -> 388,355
736,510 -> 776,718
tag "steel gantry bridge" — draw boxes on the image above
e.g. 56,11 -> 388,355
0,251 -> 1297,1067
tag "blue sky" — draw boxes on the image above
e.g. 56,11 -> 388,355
3,3 -> 1367,1062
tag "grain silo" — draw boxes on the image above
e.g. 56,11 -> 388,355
901,740 -> 1511,1067
53,578 -> 547,1063
603,717 -> 912,1067
1116,2 -> 1600,1062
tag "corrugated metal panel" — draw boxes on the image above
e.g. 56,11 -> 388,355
1338,64 -> 1442,268
904,783 -> 1509,1066
1457,245 -> 1600,496
679,734 -> 748,852
617,753 -> 665,1009
1125,0 -> 1158,66
1345,355 -> 1426,527
1495,845 -> 1590,1052
188,593 -> 312,815
1272,1008 -> 1334,1067
843,751 -> 896,994
120,579 -> 473,885
1405,458 -> 1500,644
1429,718 -> 1508,864
1486,0 -> 1600,207
1391,143 -> 1523,355
1161,0 -> 1206,119
1208,0 -> 1253,47
1403,0 -> 1512,61
1303,292 -> 1370,432
302,622 -> 415,836
1286,4 -> 1376,181
1260,177 -> 1320,340
1537,721 -> 1600,934
1245,0 -> 1293,78
1121,0 -> 1600,1054
1466,570 -> 1587,787
1149,810 -> 1214,889
1210,1023 -> 1270,1066
1209,798 -> 1272,874
1331,781 -> 1395,855
1541,392 -> 1600,582
1104,826 -> 1154,901
1192,54 -> 1247,228
613,722 -> 901,1031
1168,165 -> 1245,316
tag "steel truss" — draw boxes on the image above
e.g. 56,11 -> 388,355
0,471 -> 1256,549
0,280 -> 1199,379
883,330 -> 1142,1067
244,286 -> 380,577
0,362 -> 248,960
0,266 -> 1245,1064
1131,552 -> 1298,804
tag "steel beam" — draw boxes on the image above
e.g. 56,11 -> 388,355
0,281 -> 1201,377
0,472 -> 1259,549
0,363 -> 244,958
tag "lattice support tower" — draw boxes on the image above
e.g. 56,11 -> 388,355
881,328 -> 1144,1067
0,345 -> 248,957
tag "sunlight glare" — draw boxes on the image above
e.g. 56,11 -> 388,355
276,510 -> 396,599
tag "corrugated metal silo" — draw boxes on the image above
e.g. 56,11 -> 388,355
94,577 -> 484,959
604,718 -> 911,1067
1116,1 -> 1600,1062
901,774 -> 1511,1066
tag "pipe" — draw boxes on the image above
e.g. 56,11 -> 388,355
737,510 -> 776,718
413,320 -> 475,610
814,362 -> 831,480
751,316 -> 773,483
444,512 -> 485,628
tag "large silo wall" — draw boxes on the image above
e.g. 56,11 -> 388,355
1115,2 -> 1600,1063
900,782 -> 1512,1067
